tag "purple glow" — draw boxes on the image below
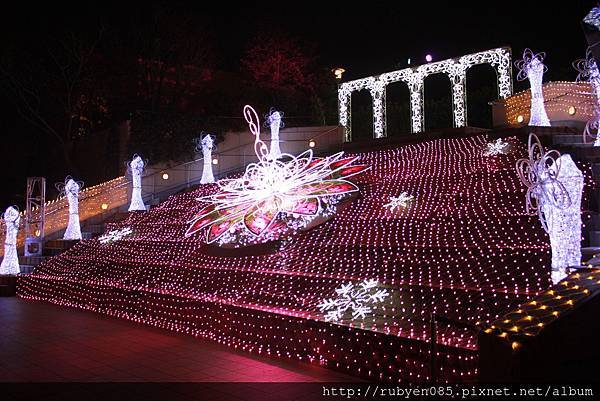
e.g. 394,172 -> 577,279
425,54 -> 433,62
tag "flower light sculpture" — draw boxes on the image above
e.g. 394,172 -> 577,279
127,154 -> 147,212
383,192 -> 414,212
0,206 -> 20,275
515,49 -> 551,127
484,138 -> 509,156
574,48 -> 600,146
196,133 -> 217,184
186,105 -> 369,246
265,108 -> 284,159
516,134 -> 583,283
56,176 -> 83,240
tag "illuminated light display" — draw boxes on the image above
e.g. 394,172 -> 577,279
516,134 -> 583,283
0,206 -> 20,274
0,176 -> 129,258
186,105 -> 369,246
503,81 -> 596,125
99,227 -> 133,245
338,47 -> 512,140
484,138 -> 509,157
197,133 -> 216,184
318,279 -> 389,322
56,176 -> 83,240
485,268 -> 600,342
265,108 -> 284,159
383,192 -> 414,211
574,49 -> 600,146
127,154 -> 147,211
18,134 -> 595,382
515,49 -> 551,127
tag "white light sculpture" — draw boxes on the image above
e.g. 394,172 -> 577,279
574,49 -> 600,146
0,206 -> 20,275
515,49 -> 551,127
127,154 -> 146,212
484,138 -> 509,156
57,176 -> 83,240
265,108 -> 284,159
186,105 -> 369,246
338,47 -> 513,141
318,279 -> 389,322
197,133 -> 216,184
383,192 -> 414,211
99,227 -> 133,245
516,134 -> 582,284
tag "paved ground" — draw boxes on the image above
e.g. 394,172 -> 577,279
0,297 -> 358,383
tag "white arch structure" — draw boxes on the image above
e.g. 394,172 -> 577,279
338,47 -> 513,141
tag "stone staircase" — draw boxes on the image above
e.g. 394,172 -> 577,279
0,217 -> 125,296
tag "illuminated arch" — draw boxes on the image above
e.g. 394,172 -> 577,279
338,47 -> 513,141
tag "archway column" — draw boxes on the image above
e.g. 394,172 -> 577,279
338,90 -> 352,142
406,75 -> 424,133
370,80 -> 387,138
449,69 -> 467,127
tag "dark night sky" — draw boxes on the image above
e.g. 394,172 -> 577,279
2,1 -> 598,80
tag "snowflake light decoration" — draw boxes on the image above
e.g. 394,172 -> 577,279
383,192 -> 414,212
185,105 -> 369,246
99,227 -> 133,245
483,138 -> 509,156
318,279 -> 389,322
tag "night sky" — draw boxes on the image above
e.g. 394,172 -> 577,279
2,1 -> 598,80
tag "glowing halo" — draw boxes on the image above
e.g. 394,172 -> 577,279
186,105 -> 369,246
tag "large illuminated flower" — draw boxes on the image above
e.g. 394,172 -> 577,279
186,105 -> 369,245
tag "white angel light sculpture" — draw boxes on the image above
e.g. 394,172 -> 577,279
573,48 -> 600,146
0,206 -> 20,275
516,134 -> 583,284
265,108 -> 284,159
515,49 -> 551,127
57,176 -> 83,240
196,133 -> 216,184
127,154 -> 147,211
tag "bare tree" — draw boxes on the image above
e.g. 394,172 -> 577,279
0,26 -> 106,170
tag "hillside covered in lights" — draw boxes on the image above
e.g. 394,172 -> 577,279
19,134 -> 577,382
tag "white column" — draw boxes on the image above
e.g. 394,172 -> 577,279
370,80 -> 387,138
0,207 -> 20,275
63,178 -> 82,240
449,70 -> 467,127
588,64 -> 600,146
128,155 -> 146,211
338,88 -> 352,142
407,74 -> 424,133
527,58 -> 551,126
544,155 -> 583,283
267,110 -> 283,158
200,134 -> 216,184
